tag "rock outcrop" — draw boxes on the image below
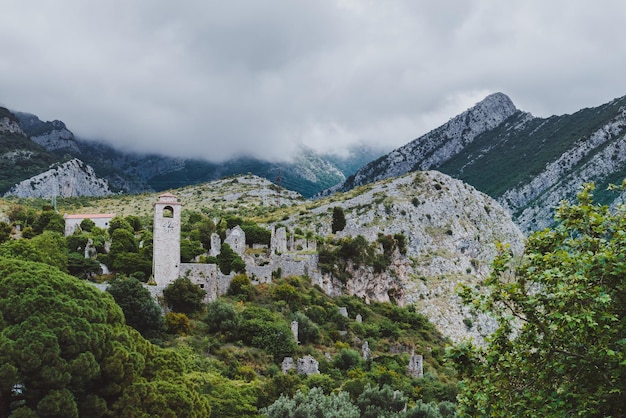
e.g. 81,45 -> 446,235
4,158 -> 113,198
292,171 -> 525,343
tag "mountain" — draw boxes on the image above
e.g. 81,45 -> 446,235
321,93 -> 626,232
7,109 -> 385,198
4,158 -> 113,198
0,108 -> 59,193
286,170 -> 524,343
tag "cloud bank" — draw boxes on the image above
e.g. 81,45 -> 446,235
2,0 -> 626,162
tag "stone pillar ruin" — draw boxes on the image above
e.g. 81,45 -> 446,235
282,357 -> 295,373
362,341 -> 371,360
291,320 -> 299,344
407,353 -> 423,378
296,355 -> 320,375
209,233 -> 221,257
225,225 -> 246,255
271,226 -> 288,254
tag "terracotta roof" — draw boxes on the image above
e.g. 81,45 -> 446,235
64,214 -> 115,219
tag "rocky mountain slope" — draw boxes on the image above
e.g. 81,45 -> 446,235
7,109 -> 384,197
289,171 -> 524,342
38,171 -> 524,343
0,109 -> 58,192
4,158 -> 112,198
321,93 -> 626,232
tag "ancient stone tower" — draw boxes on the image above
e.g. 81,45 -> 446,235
153,193 -> 181,287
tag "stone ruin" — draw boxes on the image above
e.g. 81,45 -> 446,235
407,353 -> 423,378
224,225 -> 246,255
362,341 -> 372,360
282,355 -> 320,375
291,320 -> 299,344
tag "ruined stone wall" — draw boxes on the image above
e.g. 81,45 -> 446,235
179,263 -> 233,302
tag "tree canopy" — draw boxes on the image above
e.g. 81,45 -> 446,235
450,183 -> 626,417
0,257 -> 210,417
106,276 -> 165,338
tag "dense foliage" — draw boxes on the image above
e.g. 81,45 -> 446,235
0,257 -> 210,417
450,183 -> 626,416
331,206 -> 346,233
0,202 -> 459,416
106,276 -> 165,338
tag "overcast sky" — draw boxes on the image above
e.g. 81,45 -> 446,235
2,1 -> 626,162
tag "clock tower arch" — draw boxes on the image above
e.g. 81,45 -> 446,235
153,192 -> 182,287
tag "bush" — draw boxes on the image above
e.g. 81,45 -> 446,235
332,207 -> 347,233
107,276 -> 164,337
405,400 -> 444,418
217,243 -> 245,275
356,384 -> 407,418
228,274 -> 253,300
165,312 -> 191,335
163,276 -> 206,314
79,218 -> 96,232
262,387 -> 359,418
333,349 -> 362,371
205,299 -> 239,334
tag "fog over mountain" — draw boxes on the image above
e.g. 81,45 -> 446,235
2,1 -> 626,162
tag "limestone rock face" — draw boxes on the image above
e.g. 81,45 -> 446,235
4,158 -> 113,198
0,114 -> 25,135
296,171 -> 525,343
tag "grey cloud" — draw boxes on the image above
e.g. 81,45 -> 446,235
2,1 -> 626,162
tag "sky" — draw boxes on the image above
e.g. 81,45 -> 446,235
2,0 -> 626,163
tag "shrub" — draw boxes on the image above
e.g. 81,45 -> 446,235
165,312 -> 191,335
163,276 -> 206,314
228,274 -> 253,300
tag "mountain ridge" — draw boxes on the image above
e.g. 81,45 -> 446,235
7,109 -> 385,198
321,92 -> 626,232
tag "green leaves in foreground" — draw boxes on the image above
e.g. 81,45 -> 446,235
450,183 -> 626,417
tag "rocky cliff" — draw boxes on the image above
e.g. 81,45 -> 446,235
4,158 -> 113,198
15,112 -> 80,153
291,171 -> 525,342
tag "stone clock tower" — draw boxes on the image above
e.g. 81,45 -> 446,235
153,192 -> 181,287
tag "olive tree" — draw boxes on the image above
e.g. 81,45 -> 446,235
449,184 -> 626,417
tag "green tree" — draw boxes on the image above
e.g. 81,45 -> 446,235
165,312 -> 191,335
205,299 -> 239,335
180,238 -> 204,262
108,216 -> 133,235
262,387 -> 360,418
356,384 -> 407,418
0,231 -> 68,271
227,273 -> 253,300
0,222 -> 11,244
109,228 -> 138,255
332,206 -> 346,234
450,183 -> 626,417
79,218 -> 96,232
217,243 -> 245,275
163,276 -> 206,315
0,257 -> 210,417
107,276 -> 164,338
32,209 -> 64,235
67,252 -> 102,279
